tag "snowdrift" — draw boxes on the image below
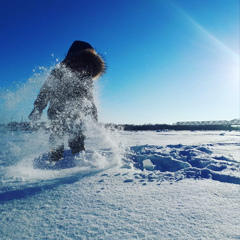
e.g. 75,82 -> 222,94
127,143 -> 240,184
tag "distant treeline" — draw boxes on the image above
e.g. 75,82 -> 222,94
1,122 -> 239,132
3,122 -> 48,131
111,124 -> 239,131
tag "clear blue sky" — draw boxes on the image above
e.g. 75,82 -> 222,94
0,0 -> 239,124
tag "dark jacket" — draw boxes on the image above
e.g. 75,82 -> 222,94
29,42 -> 106,122
34,66 -> 97,120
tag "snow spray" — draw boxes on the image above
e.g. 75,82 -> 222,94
0,62 -> 125,184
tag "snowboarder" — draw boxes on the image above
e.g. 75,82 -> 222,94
29,40 -> 106,162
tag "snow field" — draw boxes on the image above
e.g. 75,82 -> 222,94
0,130 -> 239,239
1,169 -> 240,239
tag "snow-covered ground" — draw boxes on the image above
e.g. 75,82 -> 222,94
0,127 -> 240,239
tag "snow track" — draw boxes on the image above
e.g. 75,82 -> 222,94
127,143 -> 240,185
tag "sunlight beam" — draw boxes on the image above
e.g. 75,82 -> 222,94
170,1 -> 239,62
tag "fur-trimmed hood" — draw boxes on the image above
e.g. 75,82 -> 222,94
62,41 -> 106,79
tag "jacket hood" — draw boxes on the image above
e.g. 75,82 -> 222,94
63,41 -> 106,79
65,41 -> 93,59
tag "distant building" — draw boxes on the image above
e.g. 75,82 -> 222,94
174,118 -> 240,126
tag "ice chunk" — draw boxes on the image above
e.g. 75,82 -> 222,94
143,159 -> 154,171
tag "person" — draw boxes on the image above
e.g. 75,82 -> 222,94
29,40 -> 106,162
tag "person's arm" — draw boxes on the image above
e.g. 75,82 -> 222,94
91,103 -> 98,122
28,78 -> 51,121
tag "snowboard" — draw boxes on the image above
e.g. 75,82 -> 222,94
33,149 -> 78,170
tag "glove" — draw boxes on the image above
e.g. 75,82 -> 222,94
28,107 -> 42,121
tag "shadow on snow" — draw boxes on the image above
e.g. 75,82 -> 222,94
0,168 -> 103,203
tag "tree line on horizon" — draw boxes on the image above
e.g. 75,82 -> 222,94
2,121 -> 239,132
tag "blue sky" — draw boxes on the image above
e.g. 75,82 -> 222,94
0,0 -> 239,124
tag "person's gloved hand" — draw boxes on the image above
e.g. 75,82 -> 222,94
28,108 -> 42,121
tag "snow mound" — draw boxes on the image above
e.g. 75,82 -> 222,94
126,144 -> 240,185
